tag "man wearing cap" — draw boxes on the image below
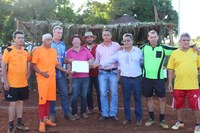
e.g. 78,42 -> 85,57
49,26 -> 76,122
94,29 -> 120,122
32,33 -> 69,132
83,31 -> 101,114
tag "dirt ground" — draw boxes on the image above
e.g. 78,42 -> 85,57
0,83 -> 197,133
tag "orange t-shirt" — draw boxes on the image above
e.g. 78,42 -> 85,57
2,45 -> 31,88
31,46 -> 58,77
32,46 -> 59,104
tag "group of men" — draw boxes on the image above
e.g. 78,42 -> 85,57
1,26 -> 200,133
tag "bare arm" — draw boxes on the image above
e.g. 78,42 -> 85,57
168,69 -> 174,92
1,61 -> 9,90
32,63 -> 49,78
27,61 -> 31,79
55,64 -> 70,74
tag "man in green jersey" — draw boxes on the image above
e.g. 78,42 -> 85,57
141,30 -> 176,129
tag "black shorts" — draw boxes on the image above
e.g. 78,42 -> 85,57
142,78 -> 165,98
4,86 -> 29,101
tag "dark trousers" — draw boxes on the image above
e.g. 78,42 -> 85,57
87,76 -> 101,111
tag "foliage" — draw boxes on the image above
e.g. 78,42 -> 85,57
77,0 -> 110,24
0,0 -> 178,44
191,36 -> 200,47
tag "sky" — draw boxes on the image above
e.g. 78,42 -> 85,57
70,0 -> 200,39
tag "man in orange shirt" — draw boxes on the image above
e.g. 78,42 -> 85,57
32,33 -> 69,132
2,30 -> 31,133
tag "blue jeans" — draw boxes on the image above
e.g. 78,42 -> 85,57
50,75 -> 71,116
121,76 -> 142,121
87,76 -> 101,111
71,77 -> 89,114
98,70 -> 118,117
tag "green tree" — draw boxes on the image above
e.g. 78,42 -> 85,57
77,0 -> 110,24
191,36 -> 200,47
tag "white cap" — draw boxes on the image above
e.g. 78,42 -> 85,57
42,33 -> 52,41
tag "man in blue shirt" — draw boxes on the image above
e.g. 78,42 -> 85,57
92,33 -> 143,125
50,26 -> 76,121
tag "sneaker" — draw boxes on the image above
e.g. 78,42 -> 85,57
7,127 -> 15,133
160,120 -> 169,129
64,114 -> 76,121
87,109 -> 94,114
145,119 -> 154,127
194,125 -> 200,133
82,113 -> 89,119
171,121 -> 184,130
16,123 -> 29,131
136,120 -> 142,126
49,115 -> 56,123
74,114 -> 80,120
98,116 -> 108,122
123,120 -> 131,125
44,119 -> 56,127
39,122 -> 46,133
110,116 -> 119,122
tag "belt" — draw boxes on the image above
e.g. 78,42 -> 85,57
121,75 -> 141,79
100,68 -> 117,72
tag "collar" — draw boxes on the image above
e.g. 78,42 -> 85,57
102,41 -> 112,46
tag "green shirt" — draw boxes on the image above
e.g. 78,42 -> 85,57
141,43 -> 176,79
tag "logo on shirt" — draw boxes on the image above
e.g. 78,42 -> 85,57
7,94 -> 13,98
193,94 -> 198,98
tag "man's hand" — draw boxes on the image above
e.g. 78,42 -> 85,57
88,59 -> 94,65
67,59 -> 74,63
192,45 -> 200,55
91,63 -> 100,69
118,45 -> 125,50
40,71 -> 49,78
64,69 -> 70,74
3,82 -> 9,91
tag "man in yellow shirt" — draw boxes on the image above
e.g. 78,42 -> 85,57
2,30 -> 31,133
167,33 -> 200,133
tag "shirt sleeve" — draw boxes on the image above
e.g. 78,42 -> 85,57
94,46 -> 100,64
162,44 -> 177,56
31,49 -> 39,64
101,52 -> 119,67
198,55 -> 200,68
2,49 -> 10,63
27,52 -> 31,62
86,48 -> 94,60
66,50 -> 71,59
167,52 -> 175,70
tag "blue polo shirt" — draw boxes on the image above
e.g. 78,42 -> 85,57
52,40 -> 66,78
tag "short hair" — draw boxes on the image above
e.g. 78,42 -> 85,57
179,33 -> 191,41
71,34 -> 81,41
12,30 -> 24,39
53,25 -> 63,32
123,33 -> 133,40
148,30 -> 158,37
42,33 -> 52,41
102,28 -> 112,34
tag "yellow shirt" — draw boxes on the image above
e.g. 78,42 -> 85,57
2,45 -> 31,88
167,48 -> 200,90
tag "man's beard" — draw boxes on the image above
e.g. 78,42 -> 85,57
87,41 -> 93,45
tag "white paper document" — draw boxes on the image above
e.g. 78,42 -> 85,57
72,61 -> 89,73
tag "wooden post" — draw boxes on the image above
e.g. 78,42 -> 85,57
168,23 -> 174,46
